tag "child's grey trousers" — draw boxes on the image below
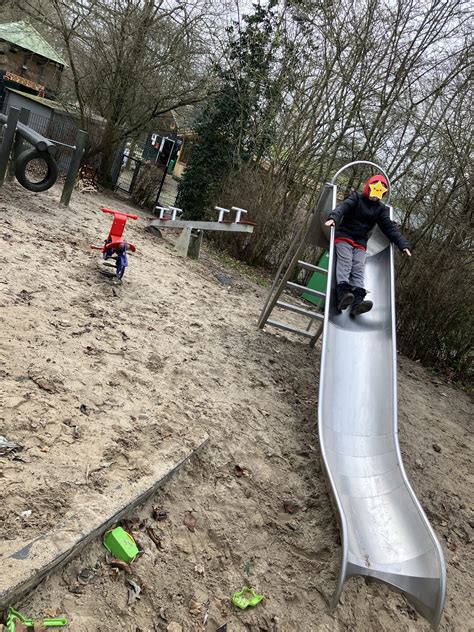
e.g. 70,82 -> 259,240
335,241 -> 366,288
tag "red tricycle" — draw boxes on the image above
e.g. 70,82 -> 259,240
91,207 -> 138,279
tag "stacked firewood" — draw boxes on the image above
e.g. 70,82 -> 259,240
75,164 -> 99,192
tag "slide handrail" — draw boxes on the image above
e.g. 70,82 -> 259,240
331,160 -> 392,203
318,170 -> 446,628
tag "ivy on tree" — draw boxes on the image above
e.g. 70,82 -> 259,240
176,1 -> 283,220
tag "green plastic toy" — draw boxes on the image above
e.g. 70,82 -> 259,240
103,526 -> 139,563
231,587 -> 264,610
5,607 -> 68,630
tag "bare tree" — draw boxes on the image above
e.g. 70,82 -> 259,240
6,0 -> 471,376
18,0 -> 225,178
183,0 -> 472,377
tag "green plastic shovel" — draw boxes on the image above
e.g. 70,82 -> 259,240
231,587 -> 264,609
5,607 -> 68,630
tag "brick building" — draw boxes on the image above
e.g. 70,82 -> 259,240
0,21 -> 66,109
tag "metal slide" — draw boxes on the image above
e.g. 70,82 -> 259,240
317,164 -> 446,628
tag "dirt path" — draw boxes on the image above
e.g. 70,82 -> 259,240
0,182 -> 472,631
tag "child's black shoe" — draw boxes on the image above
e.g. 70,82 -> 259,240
350,287 -> 373,316
336,282 -> 354,312
351,300 -> 373,316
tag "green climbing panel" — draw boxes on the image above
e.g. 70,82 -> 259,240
302,250 -> 329,308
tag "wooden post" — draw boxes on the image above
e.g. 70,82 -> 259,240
0,107 -> 20,187
8,107 -> 30,179
60,129 -> 87,206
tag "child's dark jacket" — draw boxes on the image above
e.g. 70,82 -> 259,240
327,192 -> 410,251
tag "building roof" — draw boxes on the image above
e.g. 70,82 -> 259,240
7,88 -> 67,112
0,21 -> 67,66
7,88 -> 107,125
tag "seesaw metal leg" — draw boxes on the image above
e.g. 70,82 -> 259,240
175,227 -> 203,259
175,226 -> 192,257
188,230 -> 203,259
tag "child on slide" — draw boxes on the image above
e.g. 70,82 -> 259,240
325,175 -> 411,316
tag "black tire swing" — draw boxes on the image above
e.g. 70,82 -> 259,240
14,148 -> 58,193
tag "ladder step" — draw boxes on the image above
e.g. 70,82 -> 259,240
297,260 -> 328,274
286,281 -> 326,299
276,300 -> 323,321
266,319 -> 315,338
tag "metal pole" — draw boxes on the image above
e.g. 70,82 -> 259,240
331,160 -> 391,203
60,129 -> 87,206
129,159 -> 142,194
8,107 -> 30,179
154,139 -> 176,206
0,107 -> 20,187
154,165 -> 168,207
0,113 -> 57,155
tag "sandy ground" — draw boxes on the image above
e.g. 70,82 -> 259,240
0,181 -> 472,632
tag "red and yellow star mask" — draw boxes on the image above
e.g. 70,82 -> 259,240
368,181 -> 388,200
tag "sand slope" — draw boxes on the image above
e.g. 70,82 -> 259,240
0,182 -> 472,631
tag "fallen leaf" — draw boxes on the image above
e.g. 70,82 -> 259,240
147,526 -> 165,550
12,454 -> 29,463
188,598 -> 202,616
0,435 -> 22,456
13,623 -> 28,632
234,465 -> 249,478
127,579 -> 142,606
108,558 -> 132,574
33,622 -> 47,632
283,501 -> 297,514
68,583 -> 84,595
194,564 -> 205,575
183,511 -> 197,532
159,607 -> 169,622
28,366 -> 63,393
84,345 -> 101,356
77,567 -> 95,585
152,507 -> 168,521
